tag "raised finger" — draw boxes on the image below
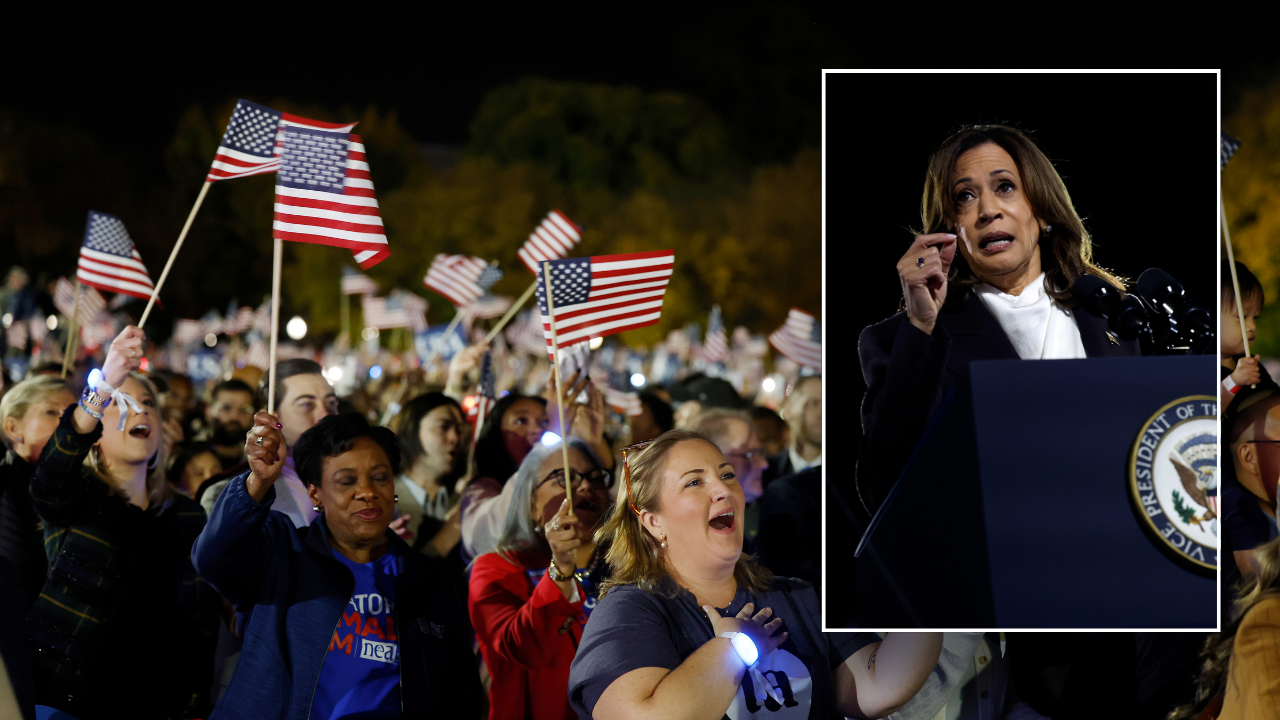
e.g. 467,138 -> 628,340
910,232 -> 957,254
735,602 -> 756,620
751,606 -> 774,623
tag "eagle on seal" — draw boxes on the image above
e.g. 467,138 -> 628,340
1168,432 -> 1217,528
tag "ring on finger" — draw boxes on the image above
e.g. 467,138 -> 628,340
551,522 -> 560,531
916,257 -> 925,268
255,436 -> 264,447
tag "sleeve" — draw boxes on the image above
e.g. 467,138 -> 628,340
826,632 -> 883,669
1229,597 -> 1280,717
28,403 -> 105,527
1223,482 -> 1271,552
190,472 -> 278,608
755,472 -> 820,587
171,498 -> 221,719
855,318 -> 952,512
459,477 -> 511,560
468,553 -> 585,668
568,587 -> 685,720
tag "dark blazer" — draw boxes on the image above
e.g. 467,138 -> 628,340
756,466 -> 821,591
856,291 -> 1140,514
192,473 -> 483,720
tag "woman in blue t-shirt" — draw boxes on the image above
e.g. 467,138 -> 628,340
568,429 -> 943,719
193,411 -> 482,719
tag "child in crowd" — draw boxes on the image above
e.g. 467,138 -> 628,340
1222,260 -> 1270,412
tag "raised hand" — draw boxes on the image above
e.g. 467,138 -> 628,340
102,325 -> 146,389
388,514 -> 415,541
244,411 -> 287,502
897,233 -> 958,335
544,497 -> 585,579
704,601 -> 788,665
1234,355 -> 1262,387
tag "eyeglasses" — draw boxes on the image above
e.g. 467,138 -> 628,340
537,467 -> 611,492
621,440 -> 655,516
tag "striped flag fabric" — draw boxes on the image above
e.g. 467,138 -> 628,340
77,211 -> 158,302
1222,132 -> 1241,170
5,317 -> 27,351
400,292 -> 429,334
80,312 -> 118,350
604,387 -> 643,417
341,266 -> 379,295
732,325 -> 769,359
470,350 -> 498,428
424,255 -> 501,307
362,294 -> 411,330
505,310 -> 547,356
459,294 -> 514,332
253,301 -> 272,335
207,99 -> 356,182
768,308 -> 821,369
518,210 -> 583,275
222,306 -> 255,335
535,250 -> 674,361
701,305 -> 728,363
173,319 -> 204,346
273,128 -> 390,268
54,278 -> 107,327
244,335 -> 271,370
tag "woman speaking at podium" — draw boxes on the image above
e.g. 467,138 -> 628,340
856,125 -> 1139,514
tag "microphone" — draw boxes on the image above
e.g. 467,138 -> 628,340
1135,268 -> 1214,354
1071,274 -> 1153,345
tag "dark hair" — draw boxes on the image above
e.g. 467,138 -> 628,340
638,392 -> 674,433
167,442 -> 217,486
393,392 -> 463,470
749,405 -> 785,429
473,393 -> 546,483
210,378 -> 255,404
919,124 -> 1126,307
260,358 -> 326,411
293,412 -> 402,488
1223,259 -> 1265,312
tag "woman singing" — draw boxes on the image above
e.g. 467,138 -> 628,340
568,429 -> 943,719
857,125 -> 1138,512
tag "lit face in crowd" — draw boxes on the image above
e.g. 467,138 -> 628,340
279,374 -> 340,450
208,388 -> 256,447
99,377 -> 162,466
308,437 -> 396,548
178,450 -> 223,497
787,377 -> 822,453
645,439 -> 745,577
417,404 -> 467,479
503,398 -> 550,447
3,390 -> 76,463
1222,291 -> 1261,357
718,418 -> 768,503
951,143 -> 1044,289
530,446 -> 610,532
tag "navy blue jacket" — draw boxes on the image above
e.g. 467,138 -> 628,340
192,473 -> 482,720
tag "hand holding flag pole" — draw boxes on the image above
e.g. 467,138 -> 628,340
542,261 -> 575,517
1221,132 -> 1254,389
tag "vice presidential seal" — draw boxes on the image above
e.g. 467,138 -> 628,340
1128,396 -> 1217,573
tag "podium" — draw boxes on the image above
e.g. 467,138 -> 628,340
854,356 -> 1217,628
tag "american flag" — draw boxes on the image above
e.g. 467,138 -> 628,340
769,308 -> 821,369
505,310 -> 546,356
207,99 -> 356,182
223,306 -> 255,335
273,129 -> 390,268
77,211 -> 157,302
400,292 -> 429,334
518,210 -> 583,275
362,293 -> 422,330
701,305 -> 728,363
80,312 -> 118,351
54,278 -> 107,327
173,319 -> 204,346
200,310 -> 224,337
5,317 -> 27,351
604,387 -> 643,417
471,350 -> 498,429
535,250 -> 675,361
424,255 -> 501,307
244,335 -> 270,370
253,301 -> 273,335
1222,132 -> 1241,170
341,266 -> 379,295
732,325 -> 769,359
459,294 -> 514,331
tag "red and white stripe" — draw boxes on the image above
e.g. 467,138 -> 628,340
77,246 -> 156,302
401,293 -> 429,334
341,270 -> 380,295
208,110 -> 356,182
244,336 -> 271,370
460,295 -> 514,331
604,387 -> 644,417
362,295 -> 411,330
768,308 -> 821,369
519,210 -> 582,275
273,134 -> 390,267
424,254 -> 489,307
54,278 -> 107,327
173,319 -> 204,346
540,250 -> 674,360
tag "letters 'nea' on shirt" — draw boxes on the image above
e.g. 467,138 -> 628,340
312,548 -> 403,720
568,578 -> 876,720
974,272 -> 1086,360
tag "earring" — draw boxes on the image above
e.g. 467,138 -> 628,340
659,534 -> 667,549
313,505 -> 322,512
1043,224 -> 1052,234
394,494 -> 399,503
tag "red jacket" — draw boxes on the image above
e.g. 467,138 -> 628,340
469,550 -> 585,720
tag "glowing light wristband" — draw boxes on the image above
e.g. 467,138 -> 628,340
720,632 -> 759,666
1223,374 -> 1242,396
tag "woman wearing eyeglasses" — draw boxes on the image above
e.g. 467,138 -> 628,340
468,436 -> 613,720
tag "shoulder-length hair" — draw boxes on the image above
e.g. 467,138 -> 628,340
493,436 -> 603,561
918,124 -> 1125,306
596,429 -> 772,599
86,371 -> 172,509
0,375 -> 73,449
1168,534 -> 1280,719
471,393 -> 547,485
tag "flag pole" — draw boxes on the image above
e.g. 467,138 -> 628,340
267,238 -> 283,411
422,311 -> 466,374
341,287 -> 350,348
60,281 -> 84,378
139,180 -> 212,329
542,262 -> 574,518
483,280 -> 538,344
1222,195 -> 1255,388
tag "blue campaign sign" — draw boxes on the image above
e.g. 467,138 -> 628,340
416,323 -> 468,363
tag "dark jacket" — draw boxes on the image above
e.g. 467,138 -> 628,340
192,472 -> 483,720
0,449 -> 45,608
27,405 -> 219,720
856,291 -> 1140,514
756,466 -> 822,591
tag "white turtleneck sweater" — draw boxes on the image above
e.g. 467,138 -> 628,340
974,272 -> 1086,360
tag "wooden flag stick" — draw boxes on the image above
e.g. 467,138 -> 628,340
542,262 -> 574,517
483,280 -> 538,344
340,288 -> 350,347
1222,196 -> 1255,389
60,282 -> 84,378
139,181 -> 212,329
422,311 -> 466,373
267,238 -> 283,411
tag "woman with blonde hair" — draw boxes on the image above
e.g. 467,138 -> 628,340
568,429 -> 943,719
27,326 -> 219,720
0,375 -> 74,607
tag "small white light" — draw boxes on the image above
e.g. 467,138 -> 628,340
589,336 -> 603,350
204,333 -> 217,347
369,365 -> 383,379
1,314 -> 11,328
362,327 -> 380,341
327,366 -> 344,382
46,315 -> 58,331
762,377 -> 776,393
540,431 -> 561,446
87,368 -> 103,389
286,316 -> 307,340
630,373 -> 645,388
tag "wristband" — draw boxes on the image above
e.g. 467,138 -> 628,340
81,385 -> 112,409
1223,375 -> 1242,395
548,561 -> 574,582
78,398 -> 105,420
719,632 -> 759,666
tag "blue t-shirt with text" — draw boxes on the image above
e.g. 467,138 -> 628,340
313,548 -> 402,719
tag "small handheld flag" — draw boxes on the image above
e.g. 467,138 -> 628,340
77,212 -> 158,302
424,255 -> 502,307
518,210 -> 583,275
768,309 -> 821,369
208,99 -> 356,182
